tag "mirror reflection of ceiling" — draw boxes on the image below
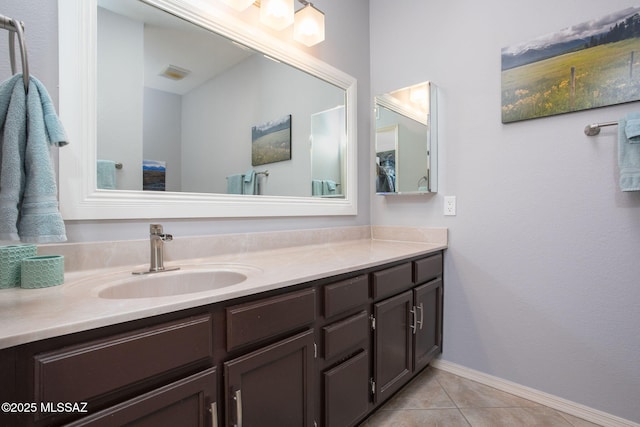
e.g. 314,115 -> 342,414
99,0 -> 253,95
96,0 -> 346,198
379,81 -> 430,125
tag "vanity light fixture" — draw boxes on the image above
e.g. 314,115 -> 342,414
219,0 -> 325,46
260,0 -> 294,30
293,1 -> 324,46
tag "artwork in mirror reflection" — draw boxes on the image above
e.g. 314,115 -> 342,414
375,81 -> 437,194
96,0 -> 345,198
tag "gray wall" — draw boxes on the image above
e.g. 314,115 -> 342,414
370,0 -> 640,423
0,0 -> 371,241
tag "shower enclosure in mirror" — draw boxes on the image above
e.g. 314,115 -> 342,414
58,0 -> 357,219
375,81 -> 437,194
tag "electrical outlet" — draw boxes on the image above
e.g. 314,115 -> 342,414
444,196 -> 456,216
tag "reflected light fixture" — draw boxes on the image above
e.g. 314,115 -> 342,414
219,0 -> 255,11
293,1 -> 324,46
219,0 -> 325,46
260,0 -> 295,31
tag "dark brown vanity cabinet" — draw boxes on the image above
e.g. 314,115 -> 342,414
320,275 -> 370,427
3,314 -> 217,427
1,251 -> 443,427
224,289 -> 317,427
64,367 -> 217,427
371,253 -> 443,404
224,329 -> 315,427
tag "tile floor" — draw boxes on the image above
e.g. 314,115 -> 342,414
359,367 -> 602,427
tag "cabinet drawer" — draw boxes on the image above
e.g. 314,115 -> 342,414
413,253 -> 443,284
323,275 -> 368,318
33,314 -> 213,405
371,262 -> 413,300
226,288 -> 316,351
322,311 -> 369,360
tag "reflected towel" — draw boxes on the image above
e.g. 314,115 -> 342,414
312,180 -> 323,196
97,160 -> 117,189
243,169 -> 258,195
323,180 -> 336,194
618,113 -> 640,191
227,174 -> 243,194
312,179 -> 337,196
0,74 -> 68,242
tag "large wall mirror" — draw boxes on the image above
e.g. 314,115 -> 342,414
58,0 -> 357,219
374,81 -> 437,194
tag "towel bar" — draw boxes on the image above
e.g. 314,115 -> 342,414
584,121 -> 618,136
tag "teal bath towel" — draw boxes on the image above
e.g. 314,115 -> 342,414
0,74 -> 68,242
618,112 -> 640,191
227,174 -> 243,194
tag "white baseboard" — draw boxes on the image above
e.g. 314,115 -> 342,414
431,359 -> 639,427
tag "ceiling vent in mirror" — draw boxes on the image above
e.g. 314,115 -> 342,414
160,65 -> 191,80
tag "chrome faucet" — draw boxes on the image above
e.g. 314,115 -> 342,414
133,224 -> 179,275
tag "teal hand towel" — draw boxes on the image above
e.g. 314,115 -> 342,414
227,174 -> 243,194
618,113 -> 640,191
324,180 -> 337,194
0,75 -> 26,241
243,169 -> 258,195
0,74 -> 68,242
97,160 -> 117,189
625,116 -> 640,143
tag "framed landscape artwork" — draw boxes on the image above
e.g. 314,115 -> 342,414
251,115 -> 292,166
502,6 -> 640,123
142,159 -> 166,191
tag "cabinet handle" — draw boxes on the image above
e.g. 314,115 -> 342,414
234,389 -> 243,427
210,402 -> 218,427
410,307 -> 417,334
417,302 -> 424,330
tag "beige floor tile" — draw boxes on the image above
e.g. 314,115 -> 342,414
460,407 -> 575,427
381,368 -> 457,410
359,409 -> 471,427
434,369 -> 540,409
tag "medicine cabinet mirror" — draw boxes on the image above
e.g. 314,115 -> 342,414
58,0 -> 357,219
374,81 -> 437,194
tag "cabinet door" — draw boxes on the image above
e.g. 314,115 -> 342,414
373,290 -> 413,403
224,329 -> 315,427
324,350 -> 369,427
65,367 -> 217,427
413,278 -> 443,372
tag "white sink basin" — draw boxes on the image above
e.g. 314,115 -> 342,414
97,268 -> 247,299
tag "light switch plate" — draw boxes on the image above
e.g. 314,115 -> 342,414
444,196 -> 456,216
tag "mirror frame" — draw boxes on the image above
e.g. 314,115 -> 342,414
58,0 -> 357,220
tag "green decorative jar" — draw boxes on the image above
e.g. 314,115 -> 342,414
0,245 -> 37,288
20,255 -> 65,289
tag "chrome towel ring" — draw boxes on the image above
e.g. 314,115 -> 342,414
1,14 -> 30,92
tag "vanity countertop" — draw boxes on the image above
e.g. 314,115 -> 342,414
0,236 -> 446,350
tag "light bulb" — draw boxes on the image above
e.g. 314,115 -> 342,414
260,0 -> 294,30
293,3 -> 325,46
